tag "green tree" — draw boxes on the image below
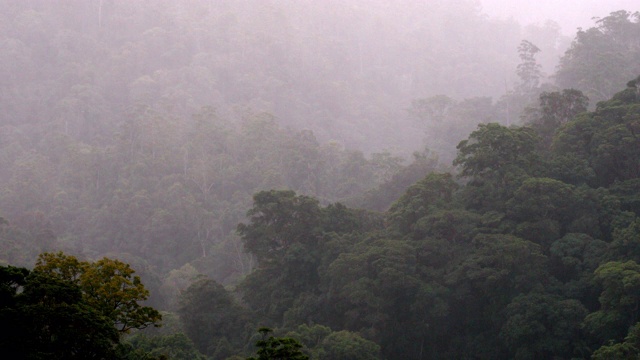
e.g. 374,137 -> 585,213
238,190 -> 322,267
610,217 -> 640,264
552,79 -> 640,187
247,327 -> 309,360
584,261 -> 640,345
315,330 -> 382,360
499,292 -> 588,359
445,234 -> 548,358
33,251 -> 162,333
592,322 -> 640,359
454,123 -> 541,211
516,40 -> 543,94
524,89 -> 589,149
124,333 -> 208,360
549,233 -> 608,304
350,149 -> 440,212
0,265 -> 119,359
555,11 -> 640,104
506,177 -> 576,250
237,190 -> 324,322
455,123 -> 540,180
387,172 -> 459,237
326,237 -> 433,359
178,278 -> 249,359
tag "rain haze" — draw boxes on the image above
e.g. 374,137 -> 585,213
1,1 -> 640,358
480,0 -> 640,34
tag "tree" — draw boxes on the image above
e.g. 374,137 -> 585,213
444,234 -> 549,358
237,190 -> 325,322
325,237 -> 431,359
124,333 -> 208,360
287,325 -> 382,360
33,251 -> 162,333
552,80 -> 640,187
555,11 -> 640,104
549,233 -> 608,302
499,292 -> 588,359
455,123 -> 540,180
409,95 -> 454,124
0,265 -> 120,359
506,177 -> 576,250
315,330 -> 382,360
247,327 -> 309,360
524,89 -> 589,149
387,172 -> 459,236
592,322 -> 640,359
178,278 -> 249,359
611,217 -> 640,264
351,149 -> 440,212
454,123 -> 541,211
584,261 -> 640,345
238,190 -> 322,267
516,40 -> 543,94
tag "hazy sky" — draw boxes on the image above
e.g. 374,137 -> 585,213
479,0 -> 639,35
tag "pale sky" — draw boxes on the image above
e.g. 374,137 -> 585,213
478,0 -> 639,35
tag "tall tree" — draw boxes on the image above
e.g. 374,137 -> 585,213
454,123 -> 541,211
178,278 -> 249,359
33,251 -> 162,334
555,11 -> 640,104
247,327 -> 309,360
524,89 -> 589,149
0,265 -> 118,359
516,40 -> 543,94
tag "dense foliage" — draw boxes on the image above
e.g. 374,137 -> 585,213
0,253 -> 162,359
173,78 -> 640,359
2,1 -> 640,359
556,11 -> 640,105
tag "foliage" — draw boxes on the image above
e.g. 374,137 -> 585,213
454,123 -> 541,211
123,333 -> 208,360
584,261 -> 640,344
0,0 -> 578,289
2,3 -> 640,358
516,40 -> 543,93
455,123 -> 540,180
556,11 -> 640,104
0,264 -> 119,359
0,255 -> 169,359
33,251 -> 162,333
387,172 -> 459,236
178,278 -> 250,359
499,293 -> 587,359
524,89 -> 589,148
314,330 -> 381,360
592,322 -> 640,359
552,80 -> 640,187
247,328 -> 309,360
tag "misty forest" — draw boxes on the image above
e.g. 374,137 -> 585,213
2,1 -> 640,359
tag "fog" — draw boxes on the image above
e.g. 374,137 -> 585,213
480,0 -> 639,34
1,0 -> 639,272
2,1 -> 640,358
0,0 -> 580,157
0,0 -> 638,271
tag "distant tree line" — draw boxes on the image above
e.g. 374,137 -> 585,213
1,2 -> 640,359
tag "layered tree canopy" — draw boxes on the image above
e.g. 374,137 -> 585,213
2,1 -> 640,359
0,253 -> 162,359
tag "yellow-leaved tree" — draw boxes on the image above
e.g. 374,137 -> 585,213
34,252 -> 161,333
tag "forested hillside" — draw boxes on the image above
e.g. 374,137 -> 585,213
0,0 -> 564,284
2,1 -> 640,359
176,77 -> 640,359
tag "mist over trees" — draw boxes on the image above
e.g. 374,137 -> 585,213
0,0 -> 569,153
1,0 -> 640,359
